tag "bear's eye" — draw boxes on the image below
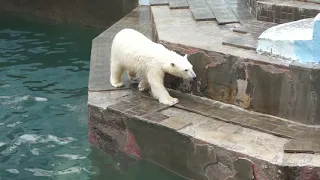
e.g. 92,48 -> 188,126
171,63 -> 175,67
185,69 -> 188,72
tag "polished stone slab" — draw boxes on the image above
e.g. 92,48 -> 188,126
169,0 -> 189,9
150,0 -> 169,5
187,0 -> 215,21
222,36 -> 257,50
206,0 -> 239,24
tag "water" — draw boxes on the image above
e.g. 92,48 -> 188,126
0,12 -> 185,180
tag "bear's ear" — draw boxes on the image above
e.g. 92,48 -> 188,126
184,54 -> 188,58
170,63 -> 175,67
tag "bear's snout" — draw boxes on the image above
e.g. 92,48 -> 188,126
186,71 -> 196,81
190,71 -> 197,81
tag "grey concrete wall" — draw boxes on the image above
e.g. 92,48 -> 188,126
0,0 -> 138,28
159,41 -> 320,125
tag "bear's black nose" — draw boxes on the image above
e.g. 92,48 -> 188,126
193,77 -> 197,81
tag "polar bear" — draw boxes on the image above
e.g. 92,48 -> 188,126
110,29 -> 196,106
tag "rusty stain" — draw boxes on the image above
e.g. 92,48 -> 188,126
286,72 -> 293,80
257,64 -> 288,74
124,130 -> 141,159
240,93 -> 251,109
184,47 -> 200,55
299,166 -> 320,180
206,62 -> 217,68
194,138 -> 208,145
208,86 -> 236,104
88,121 -> 99,147
252,163 -> 260,180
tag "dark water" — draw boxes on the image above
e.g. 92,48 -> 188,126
0,12 -> 185,180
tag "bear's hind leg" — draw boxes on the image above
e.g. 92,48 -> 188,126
127,70 -> 139,81
110,61 -> 125,88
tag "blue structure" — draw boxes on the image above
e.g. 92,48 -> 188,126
257,13 -> 320,64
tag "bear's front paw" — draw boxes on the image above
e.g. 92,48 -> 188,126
159,97 -> 179,106
111,82 -> 124,88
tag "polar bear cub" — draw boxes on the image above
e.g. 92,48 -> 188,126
110,29 -> 196,106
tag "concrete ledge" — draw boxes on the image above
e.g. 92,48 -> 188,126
88,89 -> 320,180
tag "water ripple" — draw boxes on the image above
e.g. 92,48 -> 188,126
6,169 -> 19,174
55,154 -> 86,160
19,134 -> 77,145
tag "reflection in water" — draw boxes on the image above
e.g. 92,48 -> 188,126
0,12 -> 185,180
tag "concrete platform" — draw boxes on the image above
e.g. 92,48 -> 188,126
88,5 -> 320,180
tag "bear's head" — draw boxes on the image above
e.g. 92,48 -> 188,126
164,53 -> 196,81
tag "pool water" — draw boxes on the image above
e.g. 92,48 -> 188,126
0,12 -> 185,180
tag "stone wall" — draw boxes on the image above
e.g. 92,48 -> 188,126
159,40 -> 320,125
88,91 -> 320,180
0,0 -> 138,28
239,0 -> 320,23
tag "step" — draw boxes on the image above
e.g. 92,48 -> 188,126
168,0 -> 189,9
187,0 -> 216,21
206,0 -> 239,24
297,0 -> 320,3
150,0 -> 242,23
247,0 -> 320,23
150,0 -> 169,6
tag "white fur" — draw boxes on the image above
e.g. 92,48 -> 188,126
110,29 -> 196,106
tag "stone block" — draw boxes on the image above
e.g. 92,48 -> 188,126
284,139 -> 320,153
256,1 -> 275,22
160,117 -> 192,130
222,36 -> 257,50
206,0 -> 239,24
122,115 -> 215,180
187,0 -> 216,21
150,0 -> 169,5
169,0 -> 189,9
233,26 -> 248,34
256,0 -> 320,23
